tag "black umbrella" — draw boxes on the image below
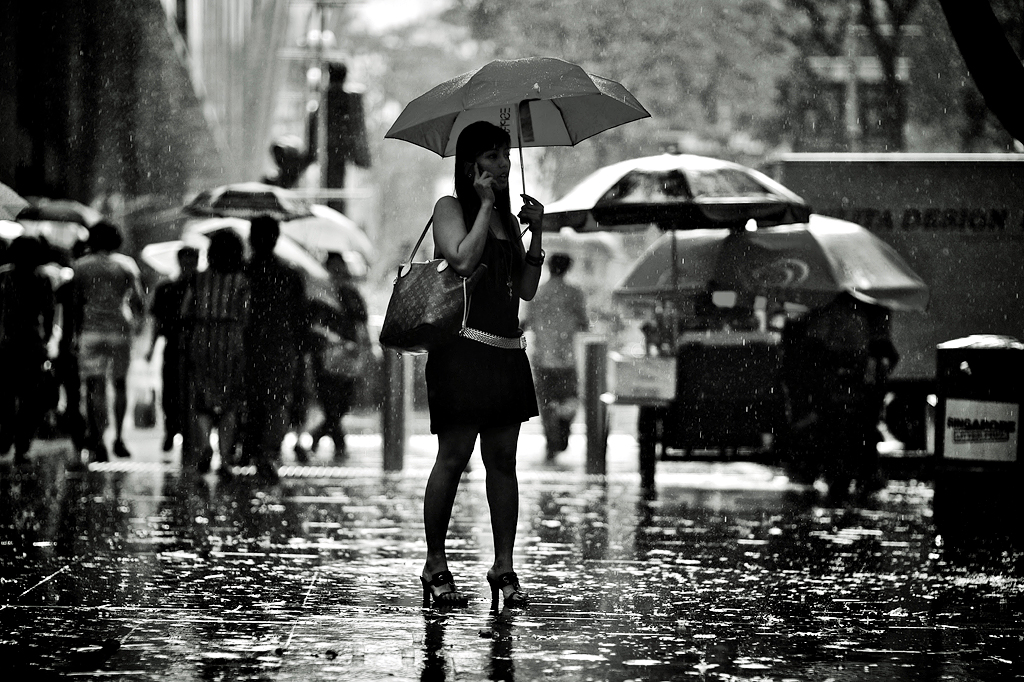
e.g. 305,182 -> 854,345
183,182 -> 313,221
544,153 -> 810,231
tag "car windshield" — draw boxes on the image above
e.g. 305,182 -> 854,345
598,167 -> 776,205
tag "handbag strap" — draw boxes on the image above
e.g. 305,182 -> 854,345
405,217 -> 434,263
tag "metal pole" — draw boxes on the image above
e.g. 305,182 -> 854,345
584,338 -> 608,475
845,3 -> 862,152
316,2 -> 329,188
515,100 -> 528,195
382,350 -> 410,471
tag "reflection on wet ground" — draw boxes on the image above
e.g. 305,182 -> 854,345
1,439 -> 1022,681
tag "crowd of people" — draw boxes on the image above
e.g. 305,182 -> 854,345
0,214 -> 370,482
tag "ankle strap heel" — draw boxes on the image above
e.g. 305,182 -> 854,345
487,571 -> 529,610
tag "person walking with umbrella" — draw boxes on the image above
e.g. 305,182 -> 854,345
180,232 -> 249,476
71,221 -> 145,461
419,121 -> 545,609
523,253 -> 589,461
0,236 -> 56,463
146,246 -> 200,453
242,215 -> 308,483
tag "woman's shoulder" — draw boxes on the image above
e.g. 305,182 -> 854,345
433,195 -> 461,214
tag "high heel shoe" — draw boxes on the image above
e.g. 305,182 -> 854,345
420,570 -> 469,608
487,571 -> 529,610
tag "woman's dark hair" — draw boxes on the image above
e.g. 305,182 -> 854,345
453,121 -> 513,237
207,229 -> 245,273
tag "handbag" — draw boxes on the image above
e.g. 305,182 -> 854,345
379,217 -> 486,353
321,337 -> 368,377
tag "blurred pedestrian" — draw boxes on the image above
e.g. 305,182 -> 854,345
71,221 -> 145,461
180,231 -> 249,476
146,246 -> 200,452
781,292 -> 898,500
523,253 -> 589,461
53,238 -> 89,452
0,236 -> 56,463
419,121 -> 544,609
242,215 -> 307,483
304,253 -> 370,462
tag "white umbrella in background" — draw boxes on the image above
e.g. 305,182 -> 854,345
140,217 -> 340,311
280,204 -> 373,277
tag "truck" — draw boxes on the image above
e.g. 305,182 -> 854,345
763,153 -> 1024,451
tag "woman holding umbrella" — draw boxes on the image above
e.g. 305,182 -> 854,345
420,121 -> 545,609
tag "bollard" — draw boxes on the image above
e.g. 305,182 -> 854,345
583,338 -> 608,476
382,350 -> 412,471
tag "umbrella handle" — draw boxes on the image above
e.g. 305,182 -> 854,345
515,100 -> 541,238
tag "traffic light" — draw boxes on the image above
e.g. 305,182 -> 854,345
325,62 -> 371,212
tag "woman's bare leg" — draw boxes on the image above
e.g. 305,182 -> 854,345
422,426 -> 477,583
479,423 -> 521,578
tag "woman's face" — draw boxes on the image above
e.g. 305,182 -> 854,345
474,145 -> 511,190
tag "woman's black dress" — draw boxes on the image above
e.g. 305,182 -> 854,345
425,232 -> 538,434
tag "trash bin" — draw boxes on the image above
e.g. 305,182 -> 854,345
933,335 -> 1023,545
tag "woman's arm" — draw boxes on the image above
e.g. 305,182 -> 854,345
517,193 -> 545,301
432,164 -> 496,276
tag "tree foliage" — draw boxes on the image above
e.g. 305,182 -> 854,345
447,0 -> 799,196
447,0 -> 1021,163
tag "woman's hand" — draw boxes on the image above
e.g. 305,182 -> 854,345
473,163 -> 497,207
518,194 -> 545,232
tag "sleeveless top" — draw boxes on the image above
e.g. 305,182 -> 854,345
424,227 -> 538,433
465,232 -> 522,336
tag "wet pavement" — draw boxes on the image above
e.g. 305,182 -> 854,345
1,403 -> 1023,681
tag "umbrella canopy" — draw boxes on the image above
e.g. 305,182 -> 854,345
0,182 -> 29,222
140,217 -> 339,311
15,197 -> 100,251
20,197 -> 101,226
280,204 -> 374,261
384,56 -> 650,189
613,215 -> 929,312
544,153 -> 810,231
183,182 -> 313,221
